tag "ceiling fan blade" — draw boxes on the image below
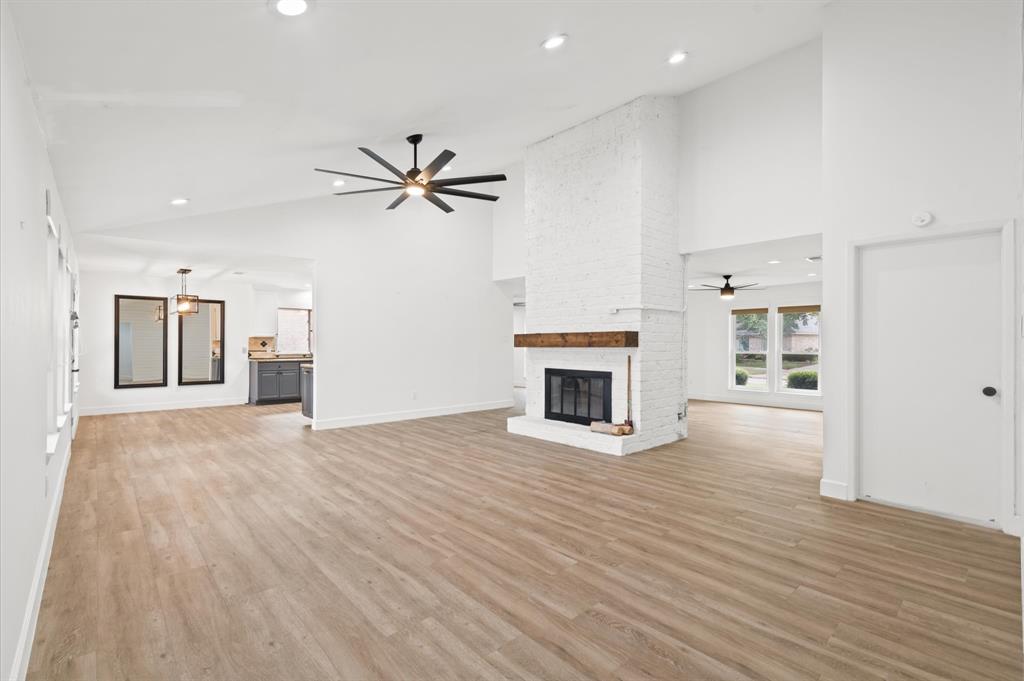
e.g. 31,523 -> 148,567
417,149 -> 456,183
431,186 -> 499,201
429,173 -> 507,187
423,192 -> 454,213
358,147 -> 409,181
698,284 -> 720,288
733,283 -> 760,289
314,168 -> 404,186
386,193 -> 409,210
688,289 -> 723,292
333,187 -> 404,196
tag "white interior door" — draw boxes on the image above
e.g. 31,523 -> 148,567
858,231 -> 1002,525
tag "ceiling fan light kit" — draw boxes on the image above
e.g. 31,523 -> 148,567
315,134 -> 507,213
690,274 -> 762,300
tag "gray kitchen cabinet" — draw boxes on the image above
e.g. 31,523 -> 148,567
249,360 -> 306,404
300,365 -> 313,418
278,369 -> 300,399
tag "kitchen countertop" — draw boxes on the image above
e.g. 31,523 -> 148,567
249,356 -> 313,363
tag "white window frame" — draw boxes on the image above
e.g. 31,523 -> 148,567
727,304 -> 822,397
777,309 -> 822,396
729,310 -> 771,393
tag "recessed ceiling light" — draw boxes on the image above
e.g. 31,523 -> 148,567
441,165 -> 452,172
332,179 -> 346,187
170,198 -> 189,206
767,260 -> 781,264
274,0 -> 308,16
807,272 -> 817,277
542,34 -> 568,50
668,51 -> 688,65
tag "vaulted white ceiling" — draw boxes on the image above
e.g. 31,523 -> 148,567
9,0 -> 824,233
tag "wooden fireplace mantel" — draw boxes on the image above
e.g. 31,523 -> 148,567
513,331 -> 639,348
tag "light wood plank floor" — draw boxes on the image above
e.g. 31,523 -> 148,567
29,400 -> 1021,680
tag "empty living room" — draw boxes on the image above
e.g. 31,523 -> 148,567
2,1 -> 1023,680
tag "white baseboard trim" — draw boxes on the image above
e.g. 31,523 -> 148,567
688,392 -> 823,412
1000,516 -> 1022,537
819,478 -> 852,500
8,431 -> 73,681
78,396 -> 247,416
313,399 -> 514,431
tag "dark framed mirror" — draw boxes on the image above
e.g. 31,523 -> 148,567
178,299 -> 225,385
114,294 -> 168,389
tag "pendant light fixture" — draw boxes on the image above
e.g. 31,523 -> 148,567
174,268 -> 199,315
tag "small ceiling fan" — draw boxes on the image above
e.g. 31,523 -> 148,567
314,134 -> 507,213
690,274 -> 762,300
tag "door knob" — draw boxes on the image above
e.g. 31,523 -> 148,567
982,386 -> 997,397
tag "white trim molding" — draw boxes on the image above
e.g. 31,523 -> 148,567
9,430 -> 73,681
78,396 -> 248,416
819,477 -> 851,500
313,399 -> 514,431
691,392 -> 822,412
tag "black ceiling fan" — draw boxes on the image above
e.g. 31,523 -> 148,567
690,274 -> 762,300
314,134 -> 507,214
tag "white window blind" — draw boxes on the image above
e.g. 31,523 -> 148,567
277,308 -> 310,354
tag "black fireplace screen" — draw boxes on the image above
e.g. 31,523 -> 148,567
545,368 -> 612,426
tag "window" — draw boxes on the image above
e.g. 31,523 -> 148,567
732,308 -> 768,391
779,305 -> 820,392
277,308 -> 311,354
729,304 -> 822,396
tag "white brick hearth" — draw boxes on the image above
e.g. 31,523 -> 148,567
507,96 -> 687,455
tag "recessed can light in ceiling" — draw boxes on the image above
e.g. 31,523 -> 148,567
767,260 -> 781,264
542,34 -> 568,50
807,272 -> 817,277
668,51 -> 688,65
170,197 -> 189,206
332,179 -> 345,187
274,0 -> 308,16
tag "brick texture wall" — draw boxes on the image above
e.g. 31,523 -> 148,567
522,97 -> 686,450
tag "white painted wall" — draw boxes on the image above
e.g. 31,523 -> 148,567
820,0 -> 1024,502
492,161 -> 525,281
251,288 -> 312,338
493,43 -> 823,280
0,6 -> 79,679
77,272 -> 255,414
676,39 -> 822,253
687,282 -> 822,411
93,193 -> 511,429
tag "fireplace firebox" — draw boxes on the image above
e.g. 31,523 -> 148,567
545,368 -> 612,426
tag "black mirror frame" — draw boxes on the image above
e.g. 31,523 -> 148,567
177,298 -> 226,386
114,294 -> 168,389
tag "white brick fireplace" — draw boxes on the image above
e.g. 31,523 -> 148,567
507,96 -> 687,455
